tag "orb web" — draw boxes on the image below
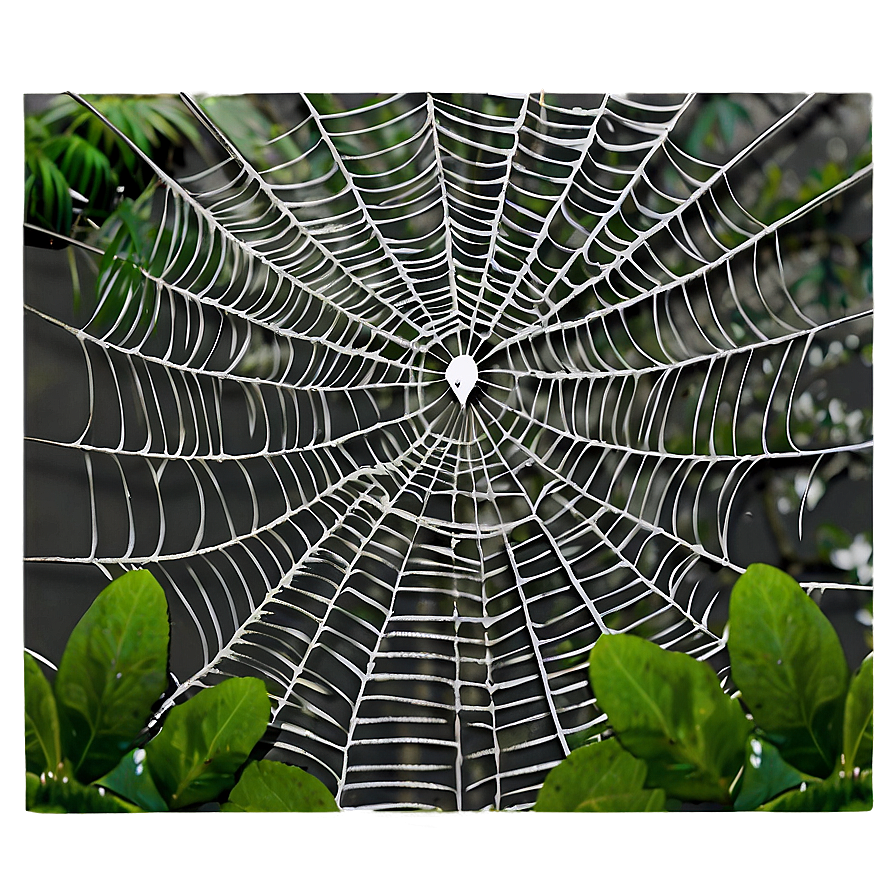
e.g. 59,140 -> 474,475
24,92 -> 872,810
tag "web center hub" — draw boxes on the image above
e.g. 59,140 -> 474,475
445,355 -> 478,406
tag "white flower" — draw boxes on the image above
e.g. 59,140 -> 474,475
831,533 -> 873,584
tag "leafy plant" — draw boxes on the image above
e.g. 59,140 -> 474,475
24,570 -> 338,813
683,94 -> 751,155
25,95 -> 201,239
533,564 -> 872,812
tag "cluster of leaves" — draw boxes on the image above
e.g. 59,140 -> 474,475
24,95 -> 207,327
25,570 -> 338,813
24,95 -> 200,238
24,94 -> 302,343
534,564 -> 872,812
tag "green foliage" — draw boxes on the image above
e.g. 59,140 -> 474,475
27,763 -> 142,813
41,134 -> 116,219
732,736 -> 804,811
223,760 -> 339,812
198,96 -> 294,167
762,770 -> 872,812
94,747 -> 168,811
843,654 -> 873,771
24,654 -> 61,775
728,563 -> 849,777
25,95 -> 200,237
145,677 -> 270,809
41,95 -> 201,165
24,570 -> 339,813
91,185 -> 164,331
589,634 -> 751,802
533,739 -> 664,812
25,94 -> 307,359
24,141 -> 74,234
684,95 -> 751,156
53,569 -> 169,783
534,563 -> 872,811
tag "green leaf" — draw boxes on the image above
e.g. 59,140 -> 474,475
26,772 -> 41,809
733,735 -> 804,810
43,133 -> 116,217
684,104 -> 716,155
54,569 -> 169,783
842,653 -> 873,771
589,634 -> 751,803
25,150 -> 73,233
716,98 -> 750,146
565,721 -> 607,752
533,739 -> 665,812
92,189 -> 159,332
200,96 -> 290,167
27,764 -> 142,813
762,770 -> 872,812
728,564 -> 850,777
574,791 -> 666,812
24,653 -> 62,775
222,760 -> 339,812
145,676 -> 271,809
138,97 -> 202,149
95,747 -> 168,811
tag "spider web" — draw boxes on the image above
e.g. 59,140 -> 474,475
24,92 -> 872,810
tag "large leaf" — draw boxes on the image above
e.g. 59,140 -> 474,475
533,738 -> 665,812
53,569 -> 169,783
95,747 -> 168,812
733,735 -> 804,811
145,676 -> 271,809
842,653 -> 873,771
24,653 -> 62,775
728,564 -> 850,778
222,760 -> 339,812
589,634 -> 751,803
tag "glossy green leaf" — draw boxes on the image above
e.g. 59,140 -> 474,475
222,760 -> 339,812
733,736 -> 804,810
589,634 -> 751,803
728,564 -> 850,777
27,765 -> 142,813
843,653 -> 873,771
145,677 -> 271,809
762,770 -> 872,812
54,569 -> 169,783
533,739 -> 665,812
24,653 -> 62,775
95,747 -> 168,811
